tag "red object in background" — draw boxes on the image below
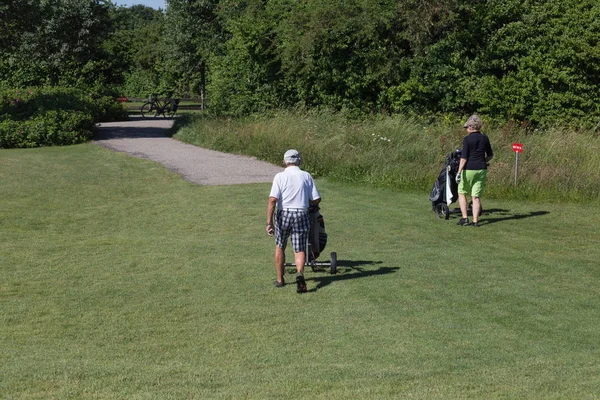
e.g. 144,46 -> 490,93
116,97 -> 128,103
512,143 -> 523,153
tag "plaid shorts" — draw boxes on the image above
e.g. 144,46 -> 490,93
275,209 -> 310,253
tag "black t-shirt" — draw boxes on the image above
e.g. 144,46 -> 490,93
461,132 -> 493,170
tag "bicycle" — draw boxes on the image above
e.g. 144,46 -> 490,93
140,94 -> 180,118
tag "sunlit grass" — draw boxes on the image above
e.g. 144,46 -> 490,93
1,143 -> 599,399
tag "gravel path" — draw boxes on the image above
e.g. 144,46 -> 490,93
93,116 -> 282,185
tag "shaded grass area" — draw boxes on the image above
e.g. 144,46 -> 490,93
1,144 -> 599,398
173,112 -> 600,202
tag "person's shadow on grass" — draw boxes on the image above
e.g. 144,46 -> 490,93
303,260 -> 399,292
475,209 -> 550,226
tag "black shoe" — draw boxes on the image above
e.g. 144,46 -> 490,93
472,222 -> 480,227
296,275 -> 307,293
274,278 -> 285,288
457,218 -> 470,226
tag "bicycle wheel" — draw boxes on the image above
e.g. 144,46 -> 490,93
161,104 -> 173,118
165,106 -> 176,118
140,102 -> 154,118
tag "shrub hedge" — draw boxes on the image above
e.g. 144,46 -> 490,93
0,87 -> 127,148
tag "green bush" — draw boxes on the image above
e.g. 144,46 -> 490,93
198,0 -> 600,127
0,110 -> 95,149
123,70 -> 159,99
0,86 -> 126,148
88,92 -> 129,122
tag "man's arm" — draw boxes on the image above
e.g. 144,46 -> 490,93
266,196 -> 277,235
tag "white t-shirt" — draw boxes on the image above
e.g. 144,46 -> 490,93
269,166 -> 320,210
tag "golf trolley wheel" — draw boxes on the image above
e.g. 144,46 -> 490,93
435,203 -> 450,220
329,252 -> 337,274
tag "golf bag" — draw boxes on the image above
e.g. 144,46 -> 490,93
308,205 -> 327,260
282,204 -> 337,275
430,149 -> 461,218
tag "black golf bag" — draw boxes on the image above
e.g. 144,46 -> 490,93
308,205 -> 327,260
430,149 -> 461,219
283,204 -> 338,274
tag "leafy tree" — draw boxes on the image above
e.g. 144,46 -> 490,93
384,0 -> 600,127
0,0 -> 116,89
207,0 -> 409,116
206,0 -> 281,115
104,4 -> 165,96
273,0 -> 408,114
472,0 -> 600,126
4,0 -> 599,127
161,0 -> 221,98
0,0 -> 42,52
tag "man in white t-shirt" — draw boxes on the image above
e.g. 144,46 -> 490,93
266,149 -> 320,293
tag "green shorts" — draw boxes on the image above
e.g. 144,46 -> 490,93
458,169 -> 487,197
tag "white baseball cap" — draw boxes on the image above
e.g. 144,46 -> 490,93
284,149 -> 301,164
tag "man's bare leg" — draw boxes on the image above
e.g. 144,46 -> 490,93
294,250 -> 307,293
275,246 -> 285,283
294,251 -> 305,276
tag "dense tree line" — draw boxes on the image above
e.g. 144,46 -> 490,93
1,0 -> 599,127
0,0 -> 164,95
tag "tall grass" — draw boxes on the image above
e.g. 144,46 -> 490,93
174,112 -> 600,202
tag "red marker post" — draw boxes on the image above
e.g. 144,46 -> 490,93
512,143 -> 523,185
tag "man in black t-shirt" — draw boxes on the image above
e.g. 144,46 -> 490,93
456,115 -> 494,227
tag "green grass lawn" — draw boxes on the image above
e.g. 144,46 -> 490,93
1,144 -> 599,399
